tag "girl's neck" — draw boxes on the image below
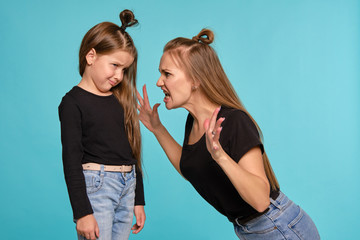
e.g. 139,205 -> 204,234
78,75 -> 113,96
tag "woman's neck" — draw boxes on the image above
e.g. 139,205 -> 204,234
183,94 -> 220,140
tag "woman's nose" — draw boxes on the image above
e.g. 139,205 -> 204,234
156,77 -> 163,87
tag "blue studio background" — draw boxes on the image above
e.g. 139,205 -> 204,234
0,0 -> 359,239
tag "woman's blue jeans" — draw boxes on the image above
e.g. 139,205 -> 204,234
234,191 -> 320,240
78,165 -> 136,240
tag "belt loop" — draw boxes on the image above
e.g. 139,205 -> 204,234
100,164 -> 105,176
270,191 -> 281,209
133,164 -> 136,177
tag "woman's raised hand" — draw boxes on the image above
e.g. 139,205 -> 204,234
137,84 -> 161,133
203,107 -> 226,162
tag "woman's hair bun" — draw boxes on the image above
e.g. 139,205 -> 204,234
119,9 -> 138,31
192,29 -> 214,44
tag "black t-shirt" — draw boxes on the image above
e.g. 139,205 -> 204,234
180,107 -> 264,222
59,86 -> 145,220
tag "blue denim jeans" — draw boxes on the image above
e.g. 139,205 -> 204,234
78,165 -> 136,240
234,192 -> 320,240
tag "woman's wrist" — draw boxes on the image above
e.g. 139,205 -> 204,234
213,150 -> 231,165
152,123 -> 166,136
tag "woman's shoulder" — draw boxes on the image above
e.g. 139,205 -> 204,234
219,106 -> 259,135
219,106 -> 249,121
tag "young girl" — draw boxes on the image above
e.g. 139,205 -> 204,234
59,10 -> 145,240
137,29 -> 320,239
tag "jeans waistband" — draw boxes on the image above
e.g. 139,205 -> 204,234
233,190 -> 280,226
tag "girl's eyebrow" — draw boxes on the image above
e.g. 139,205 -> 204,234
112,59 -> 132,68
112,60 -> 125,66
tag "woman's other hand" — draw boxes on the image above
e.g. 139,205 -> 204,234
203,107 -> 226,162
137,84 -> 161,133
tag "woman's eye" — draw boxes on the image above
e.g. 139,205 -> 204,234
164,72 -> 170,77
112,64 -> 118,67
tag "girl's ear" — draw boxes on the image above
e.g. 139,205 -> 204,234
85,48 -> 97,65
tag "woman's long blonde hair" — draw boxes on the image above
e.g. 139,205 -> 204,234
78,10 -> 142,172
164,29 -> 279,191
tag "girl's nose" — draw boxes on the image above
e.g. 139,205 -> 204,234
115,70 -> 123,81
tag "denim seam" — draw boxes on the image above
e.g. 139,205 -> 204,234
85,172 -> 105,194
264,214 -> 287,239
270,199 -> 292,220
287,206 -> 304,240
117,174 -> 135,208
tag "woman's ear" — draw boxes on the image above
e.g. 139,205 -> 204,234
85,48 -> 97,66
192,80 -> 200,91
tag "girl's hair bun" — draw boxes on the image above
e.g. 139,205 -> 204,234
119,9 -> 138,31
192,29 -> 214,44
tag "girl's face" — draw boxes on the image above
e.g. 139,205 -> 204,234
85,49 -> 134,95
157,52 -> 194,109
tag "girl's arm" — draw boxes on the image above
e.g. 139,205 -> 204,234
76,215 -> 99,240
137,85 -> 183,175
131,205 -> 146,234
59,96 -> 99,238
204,108 -> 271,212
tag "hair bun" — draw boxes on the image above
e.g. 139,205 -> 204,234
119,9 -> 138,31
192,29 -> 214,44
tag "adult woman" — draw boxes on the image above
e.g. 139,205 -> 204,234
137,29 -> 319,239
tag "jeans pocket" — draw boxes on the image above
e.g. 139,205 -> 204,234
84,170 -> 104,194
288,206 -> 320,240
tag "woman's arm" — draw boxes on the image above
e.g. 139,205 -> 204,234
204,108 -> 270,212
137,85 -> 183,175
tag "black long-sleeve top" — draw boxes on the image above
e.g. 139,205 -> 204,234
59,86 -> 145,220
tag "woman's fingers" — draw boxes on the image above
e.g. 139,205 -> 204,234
153,103 -> 160,114
136,89 -> 144,105
203,118 -> 210,133
142,84 -> 151,108
208,107 -> 220,134
214,117 -> 225,132
212,126 -> 223,146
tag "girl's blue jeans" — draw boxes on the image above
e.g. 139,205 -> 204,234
234,191 -> 320,240
77,165 -> 136,240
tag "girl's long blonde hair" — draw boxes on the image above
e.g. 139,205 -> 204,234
164,29 -> 279,191
78,10 -> 142,172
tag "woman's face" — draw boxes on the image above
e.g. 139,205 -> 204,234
157,52 -> 194,109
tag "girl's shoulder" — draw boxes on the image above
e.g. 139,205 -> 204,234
59,86 -> 82,109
